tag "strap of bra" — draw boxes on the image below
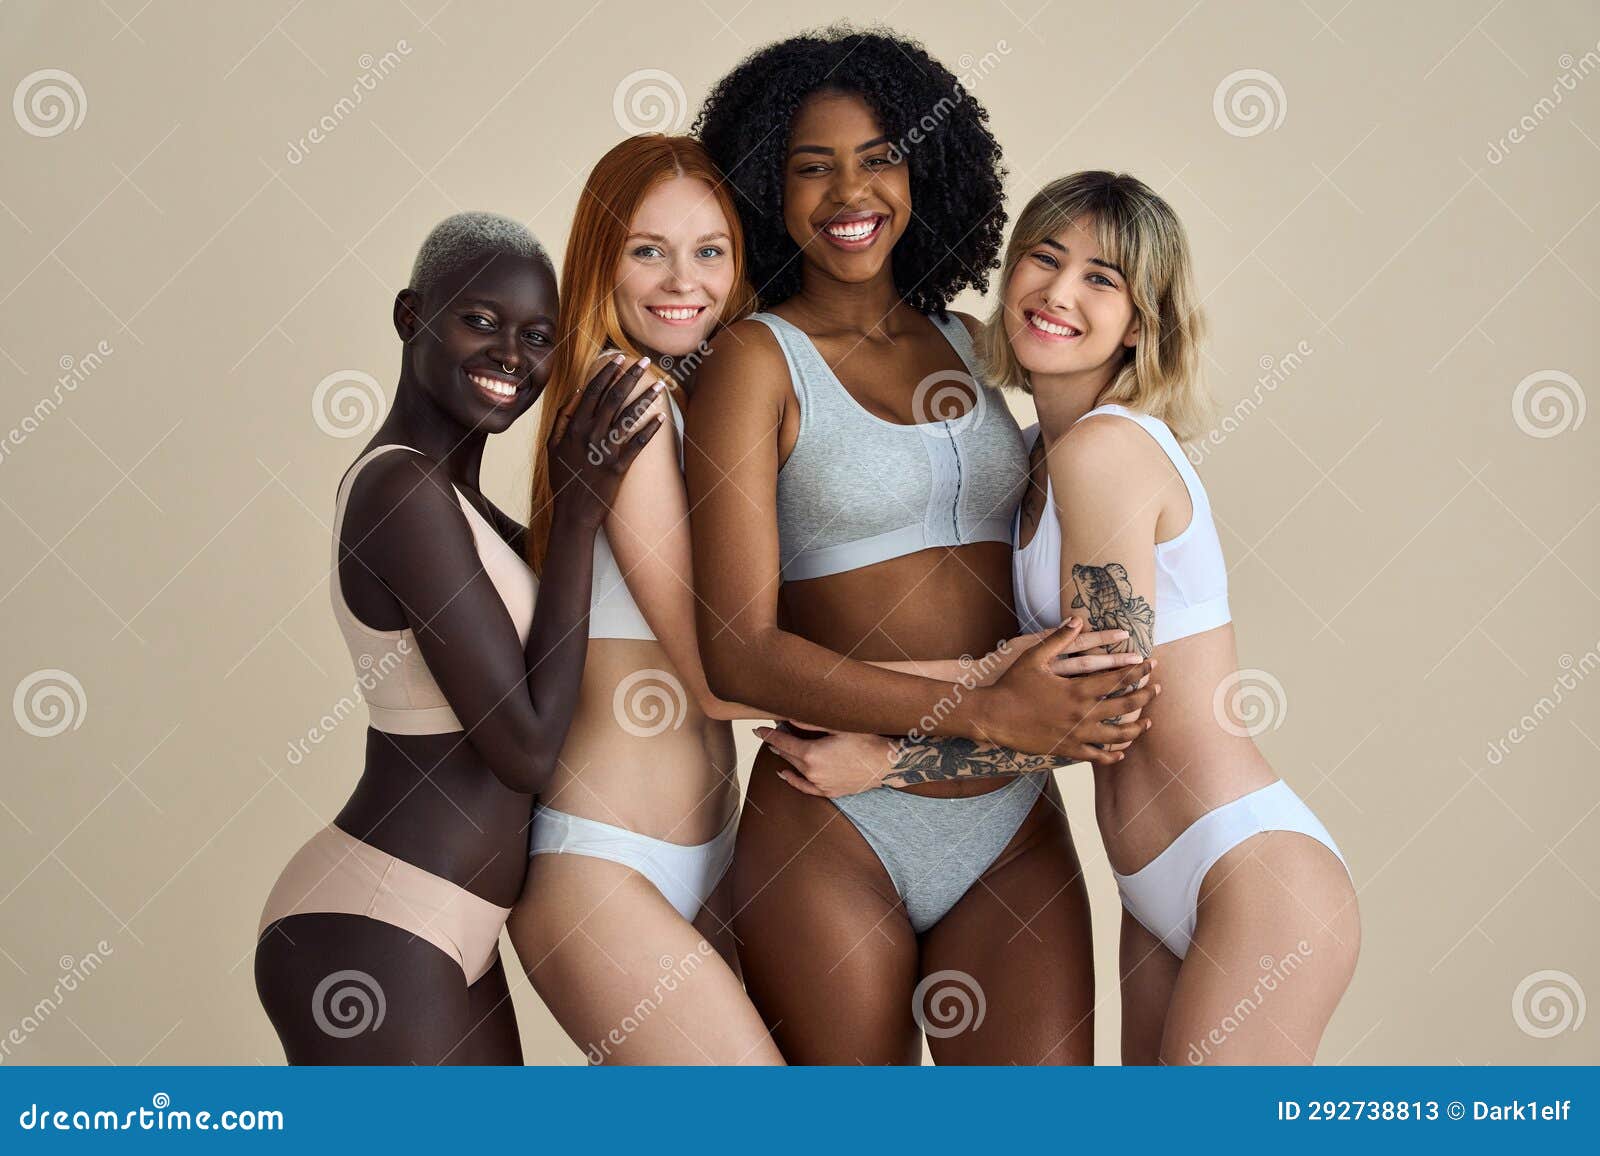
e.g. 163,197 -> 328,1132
331,444 -> 424,618
1073,404 -> 1207,509
747,312 -> 821,417
928,310 -> 981,379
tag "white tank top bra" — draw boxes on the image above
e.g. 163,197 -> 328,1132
1012,404 -> 1230,646
587,388 -> 686,641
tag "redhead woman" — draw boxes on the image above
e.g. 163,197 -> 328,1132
687,31 -> 1158,1065
506,136 -> 783,1065
254,212 -> 661,1064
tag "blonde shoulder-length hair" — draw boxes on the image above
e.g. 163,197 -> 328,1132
977,171 -> 1212,443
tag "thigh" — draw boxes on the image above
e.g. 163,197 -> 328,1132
508,851 -> 782,1065
254,913 -> 477,1065
921,777 -> 1096,1066
1161,831 -> 1361,1065
452,951 -> 523,1065
1119,909 -> 1180,1066
732,759 -> 922,1066
693,859 -> 741,981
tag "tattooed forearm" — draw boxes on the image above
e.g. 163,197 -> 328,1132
880,736 -> 1066,788
1069,562 -> 1154,658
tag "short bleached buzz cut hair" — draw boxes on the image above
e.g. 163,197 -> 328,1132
407,210 -> 551,301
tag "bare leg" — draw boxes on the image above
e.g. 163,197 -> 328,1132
920,779 -> 1097,1065
1119,909 -> 1180,1065
448,951 -> 523,1065
732,758 -> 922,1065
693,861 -> 742,982
1159,831 -> 1361,1065
508,852 -> 782,1065
255,913 -> 485,1065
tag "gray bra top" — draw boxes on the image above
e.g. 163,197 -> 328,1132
749,310 -> 1028,582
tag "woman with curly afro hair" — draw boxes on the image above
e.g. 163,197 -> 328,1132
684,26 -> 1158,1064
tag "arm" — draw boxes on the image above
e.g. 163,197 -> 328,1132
602,369 -> 765,720
1051,414 -> 1166,661
360,360 -> 662,795
764,624 -> 1149,796
683,321 -> 1154,757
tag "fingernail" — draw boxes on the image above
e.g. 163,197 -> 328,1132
636,355 -> 651,367
1066,616 -> 1079,628
613,353 -> 626,364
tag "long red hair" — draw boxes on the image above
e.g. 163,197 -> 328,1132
526,134 -> 753,575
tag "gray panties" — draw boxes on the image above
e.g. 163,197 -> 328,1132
831,771 -> 1049,933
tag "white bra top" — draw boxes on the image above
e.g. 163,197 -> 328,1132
1012,404 -> 1230,646
588,387 -> 686,641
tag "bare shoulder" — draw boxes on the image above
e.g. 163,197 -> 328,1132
692,316 -> 791,407
1052,413 -> 1171,498
345,446 -> 466,540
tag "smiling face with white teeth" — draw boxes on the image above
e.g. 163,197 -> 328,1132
783,89 -> 910,288
1003,213 -> 1140,389
612,176 -> 736,360
393,251 -> 559,434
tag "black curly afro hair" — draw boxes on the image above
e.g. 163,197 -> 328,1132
692,25 -> 1007,314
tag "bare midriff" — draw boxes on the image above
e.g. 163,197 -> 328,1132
1091,623 -> 1279,875
775,538 -> 1020,799
544,637 -> 739,845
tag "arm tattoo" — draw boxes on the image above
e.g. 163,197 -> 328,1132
880,736 -> 1065,788
1070,562 -> 1154,658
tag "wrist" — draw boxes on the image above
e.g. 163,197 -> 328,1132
551,493 -> 603,533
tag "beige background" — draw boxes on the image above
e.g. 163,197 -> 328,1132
1,0 -> 1596,1065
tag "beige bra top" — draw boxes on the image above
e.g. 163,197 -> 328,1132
330,444 -> 537,735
